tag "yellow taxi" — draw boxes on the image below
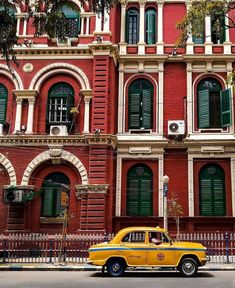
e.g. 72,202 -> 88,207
87,226 -> 208,277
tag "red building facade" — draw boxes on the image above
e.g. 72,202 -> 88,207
0,0 -> 235,234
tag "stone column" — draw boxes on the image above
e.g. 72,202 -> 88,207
157,0 -> 164,54
120,0 -> 127,54
224,13 -> 232,54
80,17 -> 84,35
26,97 -> 36,134
185,0 -> 194,54
115,156 -> 122,216
138,0 -> 146,54
158,62 -> 164,134
14,98 -> 23,133
205,16 -> 212,54
83,96 -> 92,134
86,17 -> 90,35
187,63 -> 193,134
80,89 -> 93,134
188,154 -> 194,217
118,63 -> 125,133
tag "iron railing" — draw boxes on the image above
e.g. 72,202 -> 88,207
0,232 -> 234,264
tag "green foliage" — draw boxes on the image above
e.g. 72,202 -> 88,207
176,0 -> 234,47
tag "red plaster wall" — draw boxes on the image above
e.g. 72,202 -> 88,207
163,3 -> 186,44
163,63 -> 187,135
164,149 -> 188,216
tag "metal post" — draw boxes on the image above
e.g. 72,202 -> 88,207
163,175 -> 169,230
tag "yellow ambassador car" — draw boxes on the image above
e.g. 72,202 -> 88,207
88,226 -> 208,277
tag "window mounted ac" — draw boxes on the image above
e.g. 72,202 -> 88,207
50,125 -> 68,136
4,189 -> 23,203
168,120 -> 185,135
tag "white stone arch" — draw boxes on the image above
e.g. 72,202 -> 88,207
21,150 -> 88,186
0,153 -> 17,185
29,63 -> 91,91
123,73 -> 159,132
69,0 -> 85,12
0,64 -> 23,90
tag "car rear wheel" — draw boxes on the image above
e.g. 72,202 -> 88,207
178,258 -> 198,277
106,258 -> 126,277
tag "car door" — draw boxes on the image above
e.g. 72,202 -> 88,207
147,232 -> 177,266
120,231 -> 148,266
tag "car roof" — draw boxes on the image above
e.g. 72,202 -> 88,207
117,226 -> 167,234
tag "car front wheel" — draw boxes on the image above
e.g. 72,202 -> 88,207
178,258 -> 198,277
106,258 -> 126,277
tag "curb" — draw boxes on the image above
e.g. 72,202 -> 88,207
0,264 -> 235,271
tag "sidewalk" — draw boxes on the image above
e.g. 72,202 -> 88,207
0,262 -> 235,271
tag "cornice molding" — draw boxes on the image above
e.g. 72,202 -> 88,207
0,135 -> 117,148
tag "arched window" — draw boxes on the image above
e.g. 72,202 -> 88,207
41,172 -> 70,217
126,9 -> 139,44
56,3 -> 80,39
145,9 -> 156,44
127,164 -> 153,216
211,16 -> 225,44
197,78 -> 231,129
128,79 -> 153,129
199,164 -> 226,216
47,82 -> 74,125
0,84 -> 8,124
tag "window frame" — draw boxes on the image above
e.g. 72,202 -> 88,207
126,8 -> 139,44
145,8 -> 157,45
47,83 -> 74,125
0,84 -> 8,125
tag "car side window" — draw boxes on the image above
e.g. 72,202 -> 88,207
122,232 -> 145,243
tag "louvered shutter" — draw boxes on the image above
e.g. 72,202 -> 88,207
55,190 -> 64,216
42,188 -> 54,217
142,89 -> 152,129
140,179 -> 152,216
0,97 -> 7,124
127,179 -> 139,215
146,10 -> 156,44
213,179 -> 226,216
200,179 -> 212,216
129,92 -> 141,129
220,89 -> 231,127
198,89 -> 210,128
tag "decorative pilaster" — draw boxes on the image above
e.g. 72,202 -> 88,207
83,96 -> 92,134
157,0 -> 164,54
205,16 -> 212,54
115,156 -> 122,216
26,97 -> 36,134
14,98 -> 23,133
120,0 -> 127,54
187,63 -> 193,134
158,62 -> 164,134
117,63 -> 125,133
138,0 -> 146,54
224,13 -> 232,54
185,0 -> 194,54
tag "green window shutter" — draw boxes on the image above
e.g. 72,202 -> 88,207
140,179 -> 152,216
55,190 -> 64,216
220,88 -> 231,127
42,188 -> 54,217
146,9 -> 156,44
0,85 -> 8,124
200,179 -> 212,216
198,89 -> 210,128
129,92 -> 141,129
213,179 -> 226,216
142,89 -> 152,129
127,179 -> 139,215
0,98 -> 7,124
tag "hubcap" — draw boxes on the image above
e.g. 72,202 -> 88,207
183,262 -> 194,274
112,262 -> 121,272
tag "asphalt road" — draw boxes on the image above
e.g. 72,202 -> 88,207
0,271 -> 234,288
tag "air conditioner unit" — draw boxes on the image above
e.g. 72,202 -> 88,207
50,125 -> 68,136
4,189 -> 23,203
168,120 -> 185,135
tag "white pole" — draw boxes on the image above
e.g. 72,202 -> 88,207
163,175 -> 169,230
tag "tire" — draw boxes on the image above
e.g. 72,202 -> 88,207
178,258 -> 198,277
106,258 -> 126,277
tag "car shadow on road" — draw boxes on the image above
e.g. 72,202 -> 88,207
91,271 -> 214,278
